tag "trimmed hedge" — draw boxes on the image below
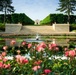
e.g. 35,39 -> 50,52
40,14 -> 76,25
0,13 -> 34,25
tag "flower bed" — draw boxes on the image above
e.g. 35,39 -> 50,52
0,40 -> 76,75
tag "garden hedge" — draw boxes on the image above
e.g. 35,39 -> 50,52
0,13 -> 34,25
40,14 -> 76,25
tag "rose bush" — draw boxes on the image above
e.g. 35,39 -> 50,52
0,39 -> 76,75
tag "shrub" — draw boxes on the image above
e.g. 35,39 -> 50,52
0,23 -> 5,31
0,39 -> 76,75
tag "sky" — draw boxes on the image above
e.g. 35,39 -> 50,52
0,0 -> 76,21
11,0 -> 61,20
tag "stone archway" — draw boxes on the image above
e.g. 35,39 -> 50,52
35,19 -> 40,25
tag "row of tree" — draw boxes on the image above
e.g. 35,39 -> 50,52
0,13 -> 34,25
40,14 -> 76,25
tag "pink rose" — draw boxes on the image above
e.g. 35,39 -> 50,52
0,62 -> 3,68
3,64 -> 11,69
64,47 -> 68,51
48,44 -> 52,50
1,52 -> 7,57
44,69 -> 51,74
21,41 -> 26,46
65,51 -> 69,57
32,66 -> 41,71
51,43 -> 57,48
65,50 -> 76,57
36,45 -> 44,52
69,50 -> 75,57
3,46 -> 8,51
3,58 -> 8,62
28,43 -> 32,48
22,59 -> 28,64
40,42 -> 47,48
10,40 -> 16,45
55,47 -> 59,51
34,60 -> 42,65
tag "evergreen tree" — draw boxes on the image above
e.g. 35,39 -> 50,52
0,0 -> 15,24
57,0 -> 76,23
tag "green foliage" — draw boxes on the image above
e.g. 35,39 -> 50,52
57,0 -> 76,23
57,0 -> 76,14
40,14 -> 76,25
0,14 -> 4,23
70,24 -> 76,31
0,0 -> 14,13
0,13 -> 34,25
40,14 -> 51,25
0,41 -> 76,75
11,13 -> 19,23
0,23 -> 5,31
56,14 -> 64,23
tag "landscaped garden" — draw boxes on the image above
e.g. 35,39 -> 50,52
0,39 -> 76,75
0,0 -> 76,75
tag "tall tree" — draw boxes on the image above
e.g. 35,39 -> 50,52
57,0 -> 76,23
0,0 -> 15,24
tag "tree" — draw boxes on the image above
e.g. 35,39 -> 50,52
0,0 -> 15,24
57,0 -> 76,23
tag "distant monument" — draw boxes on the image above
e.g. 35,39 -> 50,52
35,19 -> 40,25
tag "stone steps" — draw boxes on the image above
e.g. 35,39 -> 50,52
19,26 -> 55,34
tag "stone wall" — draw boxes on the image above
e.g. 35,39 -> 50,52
5,24 -> 22,33
53,23 -> 69,32
5,23 -> 70,34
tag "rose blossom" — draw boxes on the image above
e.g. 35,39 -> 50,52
48,43 -> 57,50
22,59 -> 28,64
3,64 -> 11,69
55,47 -> 59,51
1,52 -> 7,57
10,40 -> 16,45
0,62 -> 3,68
32,66 -> 41,71
44,69 -> 51,74
48,44 -> 52,50
40,42 -> 47,48
15,55 -> 28,64
34,60 -> 42,65
65,50 -> 76,57
69,50 -> 75,57
65,51 -> 69,57
3,58 -> 8,62
64,47 -> 68,51
3,46 -> 8,51
51,43 -> 57,48
21,41 -> 26,46
28,43 -> 32,48
36,45 -> 44,52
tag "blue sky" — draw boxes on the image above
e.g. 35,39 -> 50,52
12,0 -> 61,20
11,0 -> 75,20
